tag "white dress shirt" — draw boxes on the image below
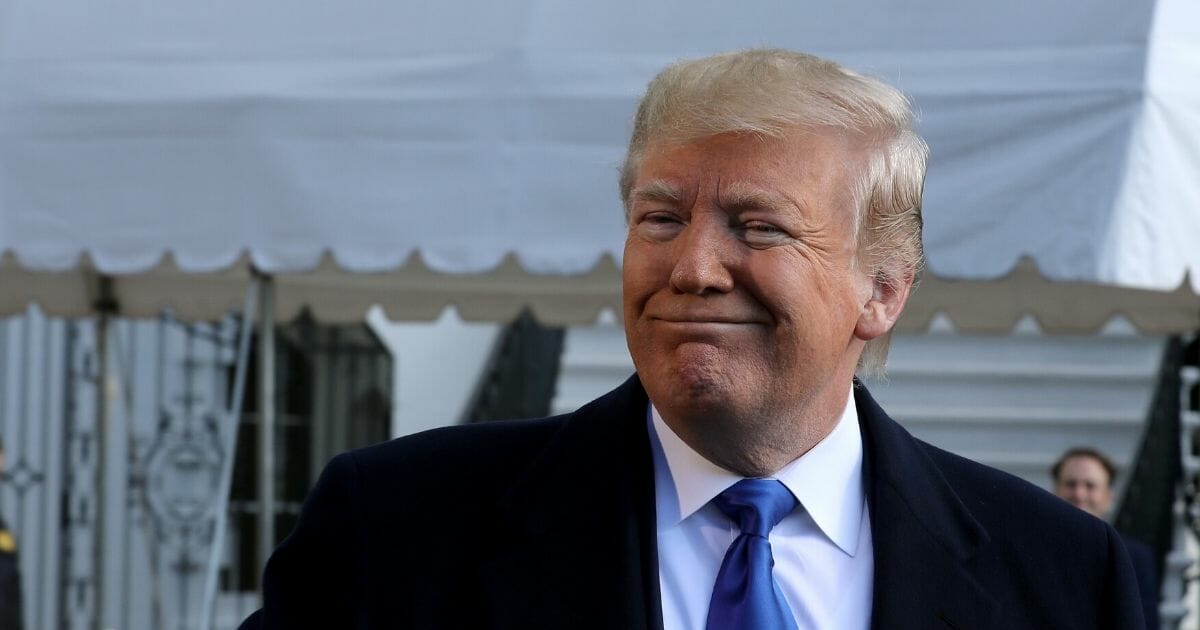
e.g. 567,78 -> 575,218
649,389 -> 873,630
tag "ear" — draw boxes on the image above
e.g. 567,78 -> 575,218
854,272 -> 913,341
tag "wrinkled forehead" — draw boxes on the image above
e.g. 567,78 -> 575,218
638,122 -> 874,160
627,128 -> 870,212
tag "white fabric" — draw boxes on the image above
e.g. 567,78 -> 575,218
1,0 -> 1198,324
650,390 -> 873,630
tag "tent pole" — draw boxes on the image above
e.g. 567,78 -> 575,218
256,275 -> 277,587
198,279 -> 258,630
92,276 -> 116,630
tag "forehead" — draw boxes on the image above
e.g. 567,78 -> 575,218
1059,456 -> 1111,482
633,128 -> 862,199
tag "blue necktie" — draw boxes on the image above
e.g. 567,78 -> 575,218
706,479 -> 799,630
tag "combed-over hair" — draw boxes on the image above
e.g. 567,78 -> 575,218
619,48 -> 928,376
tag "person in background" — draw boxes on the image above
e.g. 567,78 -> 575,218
0,436 -> 24,630
1053,446 -> 1159,630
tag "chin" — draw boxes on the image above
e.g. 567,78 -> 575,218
635,342 -> 751,411
661,366 -> 744,416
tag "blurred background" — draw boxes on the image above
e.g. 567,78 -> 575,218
0,0 -> 1198,628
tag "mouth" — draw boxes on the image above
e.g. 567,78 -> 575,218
657,318 -> 753,324
650,317 -> 764,332
651,312 -> 765,325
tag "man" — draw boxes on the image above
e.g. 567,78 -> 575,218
1053,447 -> 1160,630
242,49 -> 1143,629
0,437 -> 24,630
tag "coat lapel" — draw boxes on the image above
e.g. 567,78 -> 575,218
479,378 -> 1003,630
478,376 -> 663,630
856,384 -> 1002,630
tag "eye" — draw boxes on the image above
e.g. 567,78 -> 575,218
634,211 -> 685,240
747,222 -> 782,235
737,221 -> 790,246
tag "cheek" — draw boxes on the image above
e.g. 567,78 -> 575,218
765,275 -> 859,331
622,241 -> 648,292
623,270 -> 651,300
623,243 -> 670,297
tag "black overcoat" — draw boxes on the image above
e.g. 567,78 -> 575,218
242,375 -> 1145,630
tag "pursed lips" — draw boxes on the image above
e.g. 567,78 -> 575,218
647,318 -> 763,347
649,314 -> 766,328
654,317 -> 755,324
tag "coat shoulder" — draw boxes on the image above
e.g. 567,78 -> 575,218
340,415 -> 569,498
919,440 -> 1101,534
914,438 -> 1129,600
339,374 -> 646,498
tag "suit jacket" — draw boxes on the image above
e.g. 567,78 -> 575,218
242,375 -> 1145,629
1122,536 -> 1160,630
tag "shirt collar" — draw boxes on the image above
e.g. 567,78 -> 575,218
648,386 -> 865,556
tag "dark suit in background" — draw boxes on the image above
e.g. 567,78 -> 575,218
241,376 -> 1144,630
0,515 -> 23,630
1123,536 -> 1160,630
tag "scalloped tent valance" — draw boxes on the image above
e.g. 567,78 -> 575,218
1,0 -> 1197,331
3,253 -> 1196,332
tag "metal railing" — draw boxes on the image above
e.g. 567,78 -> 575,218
1164,335 -> 1200,629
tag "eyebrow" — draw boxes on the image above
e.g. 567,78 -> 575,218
629,179 -> 683,204
719,185 -> 803,214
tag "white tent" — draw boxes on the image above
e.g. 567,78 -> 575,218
1,0 -> 1197,331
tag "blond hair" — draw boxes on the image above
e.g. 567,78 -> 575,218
619,48 -> 927,375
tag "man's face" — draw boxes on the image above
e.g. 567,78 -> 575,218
623,128 -> 889,466
1054,456 -> 1114,517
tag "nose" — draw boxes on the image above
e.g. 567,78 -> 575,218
669,217 -> 734,295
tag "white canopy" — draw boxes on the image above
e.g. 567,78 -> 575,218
1,0 -> 1197,330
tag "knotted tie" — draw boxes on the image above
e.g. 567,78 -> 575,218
705,479 -> 799,630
